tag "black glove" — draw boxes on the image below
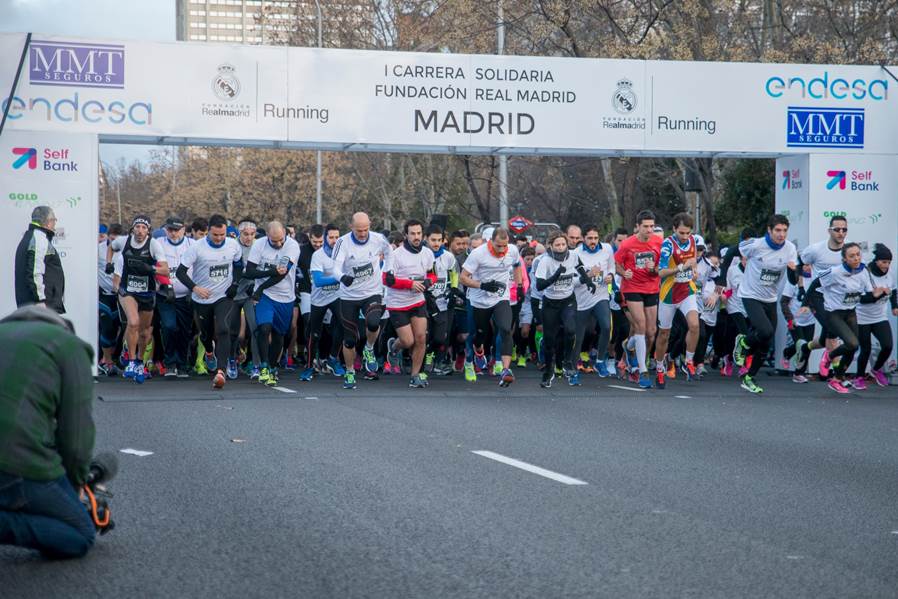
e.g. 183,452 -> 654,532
225,283 -> 239,299
516,284 -> 525,300
384,272 -> 396,287
421,279 -> 433,290
586,280 -> 597,294
128,259 -> 156,276
551,265 -> 566,281
796,287 -> 806,303
105,262 -> 115,275
449,287 -> 466,308
480,280 -> 502,293
578,270 -> 591,285
252,288 -> 264,303
340,274 -> 354,287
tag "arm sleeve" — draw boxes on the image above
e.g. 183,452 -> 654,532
243,261 -> 278,279
779,294 -> 794,321
383,271 -> 414,289
55,339 -> 96,486
658,239 -> 673,270
312,271 -> 339,287
890,289 -> 898,310
715,243 -> 743,286
30,233 -> 48,301
176,264 -> 197,291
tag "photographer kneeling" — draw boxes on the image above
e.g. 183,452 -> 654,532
0,305 -> 97,558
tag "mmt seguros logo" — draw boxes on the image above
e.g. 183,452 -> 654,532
786,107 -> 863,149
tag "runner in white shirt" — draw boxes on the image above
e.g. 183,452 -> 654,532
330,212 -> 394,389
300,224 -> 346,382
243,221 -> 301,387
856,243 -> 897,388
110,216 -> 169,384
383,220 -> 437,388
732,214 -> 798,394
156,217 -> 193,378
814,243 -> 874,393
424,224 -> 458,377
693,244 -> 720,378
573,225 -> 615,378
779,276 -> 816,383
460,227 -> 523,387
176,214 -> 243,389
231,221 -> 263,379
97,223 -> 125,376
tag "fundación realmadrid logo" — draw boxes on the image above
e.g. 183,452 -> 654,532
212,64 -> 241,101
612,79 -> 637,114
11,147 -> 38,170
203,64 -> 250,119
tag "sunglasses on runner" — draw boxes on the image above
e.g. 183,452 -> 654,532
829,227 -> 847,233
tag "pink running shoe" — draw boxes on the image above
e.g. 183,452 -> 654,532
792,374 -> 808,384
390,361 -> 401,375
723,356 -> 734,377
852,377 -> 867,391
382,361 -> 393,375
354,358 -> 362,372
819,350 -> 832,378
738,365 -> 750,377
827,379 -> 850,394
871,369 -> 889,387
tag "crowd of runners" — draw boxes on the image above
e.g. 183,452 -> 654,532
96,209 -> 896,394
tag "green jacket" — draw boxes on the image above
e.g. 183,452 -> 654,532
0,306 -> 95,485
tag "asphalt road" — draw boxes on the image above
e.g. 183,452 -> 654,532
2,367 -> 898,598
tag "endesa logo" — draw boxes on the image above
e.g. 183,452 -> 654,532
826,169 -> 878,192
787,107 -> 863,149
1,93 -> 151,126
9,147 -> 77,172
765,72 -> 888,101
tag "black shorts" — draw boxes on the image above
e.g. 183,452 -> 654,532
623,292 -> 658,308
389,304 -> 428,329
120,291 -> 156,312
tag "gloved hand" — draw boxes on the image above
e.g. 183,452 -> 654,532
384,272 -> 396,287
105,262 -> 115,275
516,284 -> 525,301
225,283 -> 239,300
127,259 -> 156,276
480,280 -> 502,293
340,274 -> 354,287
421,279 -> 434,290
586,280 -> 597,293
162,285 -> 175,303
552,265 -> 566,280
252,288 -> 264,303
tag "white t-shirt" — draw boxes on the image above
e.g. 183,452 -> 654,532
309,246 -> 341,308
430,249 -> 457,312
332,232 -> 393,301
159,236 -> 193,298
726,265 -> 746,316
800,240 -> 843,282
857,267 -> 896,325
98,241 -> 116,294
781,282 -> 817,327
819,264 -> 873,312
384,244 -> 435,310
737,236 -> 797,303
528,253 -> 547,301
247,236 -> 302,304
534,251 -> 581,301
695,257 -> 721,326
574,244 -> 614,308
462,243 -> 521,309
180,237 -> 243,304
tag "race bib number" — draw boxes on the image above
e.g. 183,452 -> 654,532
760,268 -> 781,286
844,291 -> 861,306
432,278 -> 447,296
209,263 -> 230,281
353,262 -> 374,281
322,283 -> 340,293
126,275 -> 148,293
674,268 -> 693,283
555,274 -> 574,291
489,282 -> 507,297
635,252 -> 655,269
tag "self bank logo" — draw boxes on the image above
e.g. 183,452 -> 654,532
787,107 -> 864,149
782,169 -> 802,190
826,170 -> 846,190
11,147 -> 37,170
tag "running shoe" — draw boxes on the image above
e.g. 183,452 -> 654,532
740,375 -> 763,394
362,346 -> 378,374
327,357 -> 346,376
97,361 -> 115,377
419,372 -> 430,387
382,360 -> 394,375
454,354 -> 465,372
432,361 -> 453,376
249,366 -> 261,380
493,362 -> 504,377
852,377 -> 867,391
617,358 -> 628,378
155,363 -> 165,377
732,334 -> 748,367
498,368 -> 515,387
827,378 -> 850,394
794,340 -> 810,370
540,370 -> 554,388
283,355 -> 296,371
516,355 -> 527,368
638,373 -> 653,389
164,367 -> 178,378
177,368 -> 190,379
124,360 -> 136,379
343,372 -> 357,389
363,369 -> 379,380
819,349 -> 832,378
424,352 -> 435,372
737,365 -> 750,378
464,361 -> 477,382
119,350 -> 131,369
721,356 -> 734,377
226,359 -> 239,380
681,360 -> 696,381
409,374 -> 428,388
259,367 -> 274,386
595,360 -> 610,378
134,363 -> 146,385
212,369 -> 225,389
204,351 -> 218,372
389,360 -> 401,375
655,370 -> 666,389
624,342 -> 638,371
792,374 -> 808,384
299,367 -> 315,382
473,349 -> 488,371
567,371 -> 581,386
666,359 -> 677,379
554,365 -> 564,377
871,369 -> 889,387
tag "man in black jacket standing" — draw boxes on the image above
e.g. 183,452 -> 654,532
14,206 -> 66,314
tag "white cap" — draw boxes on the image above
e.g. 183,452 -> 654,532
694,234 -> 706,248
481,226 -> 495,241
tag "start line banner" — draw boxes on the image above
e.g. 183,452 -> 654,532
1,32 -> 896,156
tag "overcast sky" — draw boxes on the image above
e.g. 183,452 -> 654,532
1,0 -> 176,165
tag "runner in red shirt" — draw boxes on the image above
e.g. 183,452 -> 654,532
614,210 -> 662,388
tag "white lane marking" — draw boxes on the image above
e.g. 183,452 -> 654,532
272,386 -> 297,394
608,384 -> 645,393
472,450 -> 588,485
675,395 -> 692,399
120,448 -> 153,457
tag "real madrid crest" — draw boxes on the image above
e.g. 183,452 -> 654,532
212,63 -> 241,102
612,78 -> 637,114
